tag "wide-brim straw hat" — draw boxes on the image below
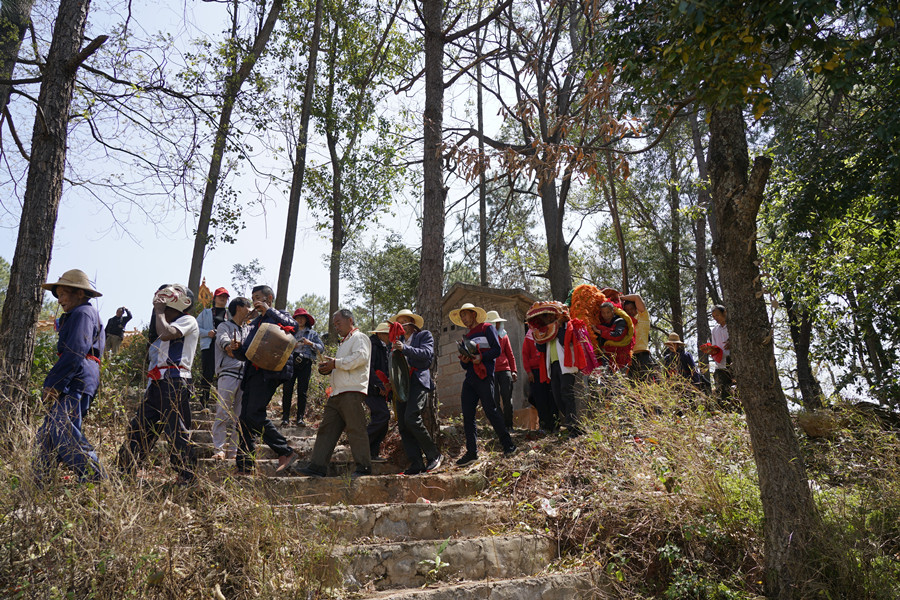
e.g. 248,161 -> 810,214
390,308 -> 424,329
484,310 -> 507,323
664,332 -> 685,348
449,303 -> 487,327
369,322 -> 391,335
42,269 -> 102,298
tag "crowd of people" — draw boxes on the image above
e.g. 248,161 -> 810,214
34,271 -> 734,486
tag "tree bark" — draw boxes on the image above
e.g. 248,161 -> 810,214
604,151 -> 629,295
0,0 -> 95,408
187,0 -> 283,294
666,149 -> 683,337
708,105 -> 823,599
417,0 -> 446,440
689,111 -> 711,369
0,0 -> 36,119
782,288 -> 824,410
538,171 -> 572,301
274,0 -> 323,310
475,5 -> 487,287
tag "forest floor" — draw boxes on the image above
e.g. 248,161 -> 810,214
2,370 -> 899,599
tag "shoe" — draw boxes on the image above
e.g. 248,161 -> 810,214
425,454 -> 444,472
211,451 -> 226,461
351,466 -> 372,479
279,420 -> 289,428
455,452 -> 478,466
503,445 -> 517,457
371,456 -> 389,464
294,420 -> 306,428
298,465 -> 326,478
275,450 -> 299,474
403,466 -> 424,475
233,468 -> 254,477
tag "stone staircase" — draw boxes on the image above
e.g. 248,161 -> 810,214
183,398 -> 603,598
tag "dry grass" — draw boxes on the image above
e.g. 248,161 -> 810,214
478,378 -> 900,599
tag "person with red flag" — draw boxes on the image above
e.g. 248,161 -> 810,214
450,303 -> 516,466
390,309 -> 443,474
702,305 -> 735,410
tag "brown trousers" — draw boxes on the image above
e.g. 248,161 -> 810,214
308,391 -> 371,470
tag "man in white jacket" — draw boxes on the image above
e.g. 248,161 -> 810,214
299,309 -> 372,478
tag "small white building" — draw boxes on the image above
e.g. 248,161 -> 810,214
436,283 -> 536,417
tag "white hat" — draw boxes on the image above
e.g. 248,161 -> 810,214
484,310 -> 506,323
449,303 -> 487,327
368,322 -> 391,335
390,308 -> 424,329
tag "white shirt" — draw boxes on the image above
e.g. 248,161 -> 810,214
332,329 -> 371,395
149,314 -> 199,379
710,323 -> 730,367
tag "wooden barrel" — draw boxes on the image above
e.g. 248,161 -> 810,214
245,323 -> 297,372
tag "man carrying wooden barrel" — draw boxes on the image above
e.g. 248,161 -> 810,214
233,285 -> 300,475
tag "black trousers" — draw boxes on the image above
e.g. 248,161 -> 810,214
528,369 -> 558,432
461,376 -> 514,455
398,381 -> 440,469
714,366 -> 736,410
494,370 -> 515,428
282,356 -> 313,423
628,350 -> 658,383
119,378 -> 196,479
237,371 -> 292,470
550,362 -> 579,432
365,391 -> 391,457
199,346 -> 216,404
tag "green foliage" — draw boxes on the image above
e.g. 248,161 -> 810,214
287,293 -> 329,325
343,235 -> 419,328
230,259 -> 265,298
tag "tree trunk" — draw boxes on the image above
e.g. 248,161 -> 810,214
274,0 -> 323,310
475,6 -> 487,287
708,106 -> 824,599
604,151 -> 629,294
690,110 -> 715,363
187,0 -> 283,294
0,0 -> 95,409
666,150 -> 683,337
783,289 -> 824,410
0,0 -> 36,118
538,172 -> 572,301
417,0 -> 445,440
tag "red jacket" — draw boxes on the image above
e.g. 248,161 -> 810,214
494,333 -> 517,373
522,330 -> 542,372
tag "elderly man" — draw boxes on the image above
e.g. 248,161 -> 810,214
299,309 -> 372,478
391,309 -> 442,475
35,270 -> 105,484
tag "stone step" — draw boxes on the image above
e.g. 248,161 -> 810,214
358,570 -> 601,599
197,458 -> 402,477
335,534 -> 555,591
187,428 -> 316,446
213,472 -> 487,505
291,500 -> 505,542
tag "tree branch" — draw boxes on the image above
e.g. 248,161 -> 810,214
444,0 -> 513,43
2,106 -> 31,162
66,35 -> 109,72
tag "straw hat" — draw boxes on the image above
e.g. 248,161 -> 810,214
42,269 -> 102,298
368,322 -> 391,335
664,332 -> 686,348
484,310 -> 506,323
449,302 -> 487,327
390,308 -> 424,329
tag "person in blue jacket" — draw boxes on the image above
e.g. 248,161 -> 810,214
390,310 -> 443,474
449,303 -> 516,466
233,285 -> 300,475
35,269 -> 105,484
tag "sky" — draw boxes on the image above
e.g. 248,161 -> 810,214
0,0 -> 436,328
